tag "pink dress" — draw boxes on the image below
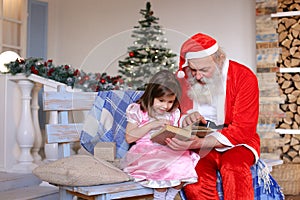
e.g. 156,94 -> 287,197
121,103 -> 199,188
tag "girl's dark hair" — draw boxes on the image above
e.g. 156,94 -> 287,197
137,70 -> 181,116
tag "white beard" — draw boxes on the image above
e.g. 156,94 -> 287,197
187,70 -> 225,106
188,82 -> 212,105
187,69 -> 226,125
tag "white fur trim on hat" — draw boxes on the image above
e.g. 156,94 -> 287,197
182,42 -> 219,67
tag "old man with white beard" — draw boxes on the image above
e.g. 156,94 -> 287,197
165,33 -> 260,200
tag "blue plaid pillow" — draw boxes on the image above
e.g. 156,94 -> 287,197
80,90 -> 143,158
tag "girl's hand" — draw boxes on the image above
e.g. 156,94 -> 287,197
165,135 -> 201,150
150,119 -> 170,130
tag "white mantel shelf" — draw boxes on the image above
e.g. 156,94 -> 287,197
279,67 -> 300,73
275,129 -> 300,134
271,11 -> 300,18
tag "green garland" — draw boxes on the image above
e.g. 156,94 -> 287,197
3,57 -> 124,92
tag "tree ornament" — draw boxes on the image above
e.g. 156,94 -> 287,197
100,78 -> 106,84
129,52 -> 135,57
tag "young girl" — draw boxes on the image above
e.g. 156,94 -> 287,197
121,70 -> 199,200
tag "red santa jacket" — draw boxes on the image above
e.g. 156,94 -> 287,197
178,60 -> 260,159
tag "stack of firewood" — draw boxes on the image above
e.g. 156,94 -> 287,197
277,73 -> 300,129
277,14 -> 300,68
275,0 -> 300,164
278,0 -> 300,12
280,134 -> 300,163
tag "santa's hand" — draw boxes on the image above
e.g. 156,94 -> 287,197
166,135 -> 200,150
182,112 -> 206,127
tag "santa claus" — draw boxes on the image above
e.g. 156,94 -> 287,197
165,33 -> 260,199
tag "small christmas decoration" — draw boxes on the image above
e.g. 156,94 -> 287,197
118,1 -> 177,90
74,70 -> 124,92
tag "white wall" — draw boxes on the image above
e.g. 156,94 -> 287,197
47,0 -> 256,75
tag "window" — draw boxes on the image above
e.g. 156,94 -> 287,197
0,0 -> 26,56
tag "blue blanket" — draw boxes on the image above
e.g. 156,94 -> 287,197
80,90 -> 284,200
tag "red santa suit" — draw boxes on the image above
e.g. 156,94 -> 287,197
177,33 -> 260,200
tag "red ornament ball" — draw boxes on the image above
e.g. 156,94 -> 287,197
129,52 -> 135,57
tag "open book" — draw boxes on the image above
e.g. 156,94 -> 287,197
150,123 -> 216,145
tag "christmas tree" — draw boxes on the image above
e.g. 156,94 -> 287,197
118,1 -> 177,90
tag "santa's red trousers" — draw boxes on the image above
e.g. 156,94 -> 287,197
184,146 -> 255,200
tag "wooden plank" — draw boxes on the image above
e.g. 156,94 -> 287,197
262,158 -> 284,172
43,91 -> 97,111
63,181 -> 153,196
0,172 -> 42,192
46,123 -> 82,143
275,129 -> 300,134
107,188 -> 154,199
0,185 -> 58,199
263,159 -> 283,167
271,11 -> 300,18
279,67 -> 300,73
68,188 -> 153,200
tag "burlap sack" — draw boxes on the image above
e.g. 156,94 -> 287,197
33,155 -> 130,186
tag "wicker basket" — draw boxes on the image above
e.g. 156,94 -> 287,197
271,163 -> 300,195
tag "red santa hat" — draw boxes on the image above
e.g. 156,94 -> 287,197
177,33 -> 219,78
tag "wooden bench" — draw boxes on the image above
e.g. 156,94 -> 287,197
43,85 -> 283,200
43,85 -> 154,200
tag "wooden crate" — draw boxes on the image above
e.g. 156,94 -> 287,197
271,163 -> 300,195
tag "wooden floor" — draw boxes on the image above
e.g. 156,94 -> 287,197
1,171 -> 299,200
0,171 -> 58,199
